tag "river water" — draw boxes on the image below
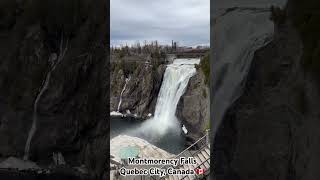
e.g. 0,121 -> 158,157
111,58 -> 200,154
110,117 -> 185,154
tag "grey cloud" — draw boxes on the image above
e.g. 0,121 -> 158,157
111,0 -> 210,46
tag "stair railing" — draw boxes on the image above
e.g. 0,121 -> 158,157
151,129 -> 210,180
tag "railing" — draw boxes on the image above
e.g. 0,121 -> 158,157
151,129 -> 210,180
175,131 -> 209,159
112,130 -> 210,180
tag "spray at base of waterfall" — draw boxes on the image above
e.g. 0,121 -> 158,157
127,58 -> 200,142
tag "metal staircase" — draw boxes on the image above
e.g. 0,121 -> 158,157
152,130 -> 210,180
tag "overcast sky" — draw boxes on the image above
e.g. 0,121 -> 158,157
111,0 -> 210,47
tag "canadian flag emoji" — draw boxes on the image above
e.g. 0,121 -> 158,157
195,168 -> 204,175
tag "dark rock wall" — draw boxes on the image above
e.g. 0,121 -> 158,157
110,59 -> 210,143
177,68 -> 210,142
0,0 -> 108,178
213,1 -> 320,179
110,62 -> 165,117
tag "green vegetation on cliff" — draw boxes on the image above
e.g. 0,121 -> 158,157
204,119 -> 210,131
111,60 -> 139,77
196,52 -> 210,85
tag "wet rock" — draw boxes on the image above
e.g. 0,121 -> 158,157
52,152 -> 66,166
110,62 -> 165,117
212,0 -> 320,179
0,167 -> 94,180
0,157 -> 40,170
177,68 -> 210,143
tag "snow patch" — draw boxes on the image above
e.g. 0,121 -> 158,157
182,125 -> 188,134
0,157 -> 40,170
110,111 -> 124,117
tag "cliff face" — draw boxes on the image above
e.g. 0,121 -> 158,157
213,0 -> 320,179
177,67 -> 210,142
0,0 -> 108,178
110,57 -> 210,143
211,0 -> 286,138
110,61 -> 165,117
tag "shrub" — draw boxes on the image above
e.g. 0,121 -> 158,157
204,119 -> 210,131
202,88 -> 207,98
199,53 -> 210,85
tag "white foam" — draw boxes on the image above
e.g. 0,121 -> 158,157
134,59 -> 199,139
182,125 -> 188,134
110,111 -> 123,117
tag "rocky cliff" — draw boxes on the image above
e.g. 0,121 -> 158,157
212,0 -> 320,179
177,62 -> 210,143
110,56 -> 210,143
211,0 -> 287,138
110,60 -> 165,118
0,0 -> 108,178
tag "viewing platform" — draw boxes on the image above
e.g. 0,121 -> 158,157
110,130 -> 210,180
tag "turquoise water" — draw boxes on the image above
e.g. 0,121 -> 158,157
118,146 -> 140,159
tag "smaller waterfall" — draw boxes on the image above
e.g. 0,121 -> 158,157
23,38 -> 68,160
117,77 -> 130,112
212,7 -> 275,138
23,71 -> 52,161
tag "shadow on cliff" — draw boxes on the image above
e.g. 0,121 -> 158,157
0,0 -> 109,179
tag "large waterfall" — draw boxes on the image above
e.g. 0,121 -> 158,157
211,3 -> 286,139
134,58 -> 200,139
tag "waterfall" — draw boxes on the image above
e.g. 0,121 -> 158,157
117,77 -> 130,112
134,58 -> 200,139
211,5 -> 278,139
23,38 -> 68,160
23,70 -> 52,161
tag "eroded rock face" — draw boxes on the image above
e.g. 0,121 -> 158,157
213,1 -> 320,179
110,62 -> 165,118
0,0 -> 108,178
110,58 -> 210,145
211,4 -> 283,139
177,69 -> 210,143
213,19 -> 303,180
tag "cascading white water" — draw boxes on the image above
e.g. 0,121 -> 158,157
23,38 -> 68,160
134,58 -> 200,139
211,1 -> 286,139
117,77 -> 130,112
23,71 -> 52,161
